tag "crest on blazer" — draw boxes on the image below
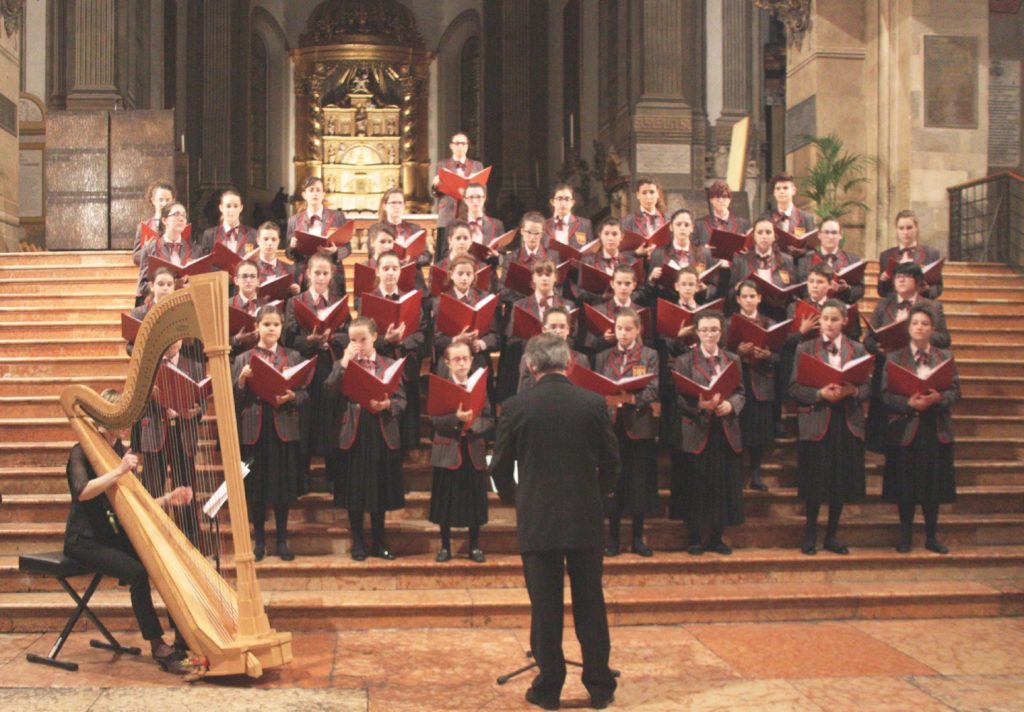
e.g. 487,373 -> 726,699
575,232 -> 587,245
795,227 -> 806,237
631,365 -> 647,377
779,269 -> 791,285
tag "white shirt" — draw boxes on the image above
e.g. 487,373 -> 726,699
911,345 -> 934,377
754,250 -> 773,281
700,346 -> 723,376
823,335 -> 843,368
306,209 -> 325,236
552,215 -> 572,244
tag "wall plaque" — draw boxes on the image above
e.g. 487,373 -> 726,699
989,59 -> 1021,167
636,143 -> 691,175
785,95 -> 816,154
0,93 -> 16,137
924,35 -> 978,129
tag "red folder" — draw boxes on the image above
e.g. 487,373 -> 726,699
359,290 -> 422,336
546,236 -> 602,263
511,305 -> 543,340
885,358 -> 956,397
209,241 -> 243,274
183,224 -> 192,243
436,166 -> 493,199
749,273 -> 807,307
568,365 -> 656,397
621,221 -> 672,252
503,260 -> 535,296
655,298 -> 725,340
830,259 -> 868,287
121,313 -> 142,343
708,228 -> 752,261
467,228 -> 518,261
292,295 -> 350,335
726,315 -> 793,352
393,229 -> 427,262
582,303 -> 652,338
774,226 -> 819,255
228,306 -> 257,336
862,316 -> 911,352
672,359 -> 741,401
353,261 -> 418,297
556,260 -> 573,285
429,264 -> 492,297
655,259 -> 721,291
796,351 -> 875,388
436,292 -> 498,337
139,222 -> 160,248
249,355 -> 317,405
340,356 -> 407,411
257,273 -> 294,301
921,258 -> 945,285
147,252 -> 215,280
426,368 -> 489,430
577,259 -> 644,295
291,222 -> 355,256
153,361 -> 212,413
790,300 -> 860,338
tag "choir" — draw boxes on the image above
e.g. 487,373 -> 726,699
124,151 -> 959,562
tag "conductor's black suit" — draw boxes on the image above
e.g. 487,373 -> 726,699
490,372 -> 620,705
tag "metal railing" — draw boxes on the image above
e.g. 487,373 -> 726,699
948,171 -> 1024,269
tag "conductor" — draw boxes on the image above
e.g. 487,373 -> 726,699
491,334 -> 620,710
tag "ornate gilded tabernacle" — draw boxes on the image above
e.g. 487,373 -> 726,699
291,0 -> 432,216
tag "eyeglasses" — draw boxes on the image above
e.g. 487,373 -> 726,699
166,211 -> 187,218
820,229 -> 841,235
448,355 -> 472,363
697,327 -> 722,334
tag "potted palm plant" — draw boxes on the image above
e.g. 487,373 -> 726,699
799,133 -> 873,221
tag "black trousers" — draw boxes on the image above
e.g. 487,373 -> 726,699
65,536 -> 164,642
520,546 -> 616,701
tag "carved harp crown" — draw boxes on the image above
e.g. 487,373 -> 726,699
60,272 -> 291,678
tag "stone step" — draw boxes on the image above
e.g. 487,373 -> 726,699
954,360 -> 1024,378
0,294 -> 135,309
0,375 -> 125,397
0,263 -> 140,279
0,321 -> 124,339
0,355 -> 130,377
0,338 -> 127,358
922,300 -> 1023,316
959,376 -> 1024,397
0,251 -> 134,266
945,314 -> 1024,329
941,343 -> 1024,359
0,277 -> 138,294
945,328 -> 1024,345
0,306 -> 129,323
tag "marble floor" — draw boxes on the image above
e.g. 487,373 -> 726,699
1,618 -> 1023,710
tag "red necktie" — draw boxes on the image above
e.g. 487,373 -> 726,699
357,358 -> 374,371
915,350 -> 930,366
899,300 -> 912,311
824,253 -> 838,264
316,295 -> 327,310
901,247 -> 915,257
454,162 -> 465,171
824,341 -> 838,356
757,255 -> 772,269
715,216 -> 729,228
310,215 -> 322,227
554,218 -> 565,231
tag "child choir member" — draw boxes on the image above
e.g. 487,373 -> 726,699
517,306 -> 589,393
462,182 -> 506,246
544,183 -> 593,247
694,180 -> 751,247
647,208 -> 719,303
135,201 -> 193,303
877,210 -> 943,300
127,267 -> 176,354
580,264 -> 651,364
132,180 -> 176,304
286,176 -> 349,295
597,309 -> 659,557
429,342 -> 494,563
729,216 -> 797,323
233,305 -> 306,561
431,255 -> 500,377
327,317 -> 407,561
199,188 -> 257,257
788,299 -> 868,556
732,281 -> 778,492
797,218 -> 864,306
433,132 -> 483,229
621,177 -> 667,236
374,187 -> 432,268
881,305 -> 960,554
229,260 -> 269,356
253,222 -> 299,288
656,267 -> 705,449
767,172 -> 817,237
671,310 -> 745,555
576,218 -> 637,305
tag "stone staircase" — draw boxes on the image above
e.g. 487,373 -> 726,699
1,250 -> 1023,632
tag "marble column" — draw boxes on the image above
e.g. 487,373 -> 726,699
719,0 -> 753,126
499,0 -> 531,196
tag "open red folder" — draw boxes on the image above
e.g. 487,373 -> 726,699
655,259 -> 723,291
708,228 -> 752,261
147,252 -> 215,280
429,264 -> 493,297
257,273 -> 294,301
726,315 -> 793,352
353,261 -> 418,297
435,293 -> 499,337
503,261 -> 536,296
292,294 -> 350,335
228,300 -> 282,336
582,303 -> 652,338
436,166 -> 493,199
748,273 -> 807,307
358,290 -> 423,336
774,226 -> 820,255
467,228 -> 518,262
249,355 -> 317,405
885,358 -> 956,397
882,255 -> 945,286
577,260 -> 645,294
393,229 -> 427,262
340,356 -> 407,411
796,351 -> 875,389
672,359 -> 741,402
209,241 -> 243,274
546,236 -> 602,263
140,222 -> 192,248
291,221 -> 355,256
862,316 -> 910,352
789,300 -> 860,338
510,305 -> 577,340
621,221 -> 672,252
825,259 -> 868,287
426,367 -> 489,430
121,313 -> 142,343
568,364 -> 656,397
153,360 -> 212,413
656,298 -> 725,340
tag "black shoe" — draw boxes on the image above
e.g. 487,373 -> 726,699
604,542 -> 621,557
350,543 -> 367,561
896,542 -> 912,553
525,687 -> 560,710
925,537 -> 949,554
277,542 -> 295,561
253,543 -> 266,562
591,692 -> 614,709
435,547 -> 452,563
687,543 -> 704,556
712,542 -> 733,556
749,479 -> 769,492
469,548 -> 486,563
801,541 -> 817,556
823,537 -> 850,555
372,545 -> 397,560
632,541 -> 653,557
153,648 -> 191,675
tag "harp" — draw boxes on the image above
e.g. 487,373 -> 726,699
60,272 -> 292,678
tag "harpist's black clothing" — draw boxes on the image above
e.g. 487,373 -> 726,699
64,442 -> 164,641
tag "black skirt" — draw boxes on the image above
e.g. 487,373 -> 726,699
299,349 -> 338,489
242,404 -> 301,508
864,356 -> 887,454
675,421 -> 744,529
494,338 -> 525,404
883,410 -> 957,505
797,404 -> 866,505
333,410 -> 405,513
429,441 -> 490,528
740,367 -> 776,449
611,423 -> 659,516
399,354 -> 423,451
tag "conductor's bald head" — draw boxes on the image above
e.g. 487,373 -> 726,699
524,334 -> 570,375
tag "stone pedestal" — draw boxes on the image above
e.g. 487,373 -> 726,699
110,111 -> 176,249
45,112 -> 109,250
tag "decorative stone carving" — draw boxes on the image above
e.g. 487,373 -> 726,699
300,0 -> 424,49
1,0 -> 23,38
753,0 -> 811,48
